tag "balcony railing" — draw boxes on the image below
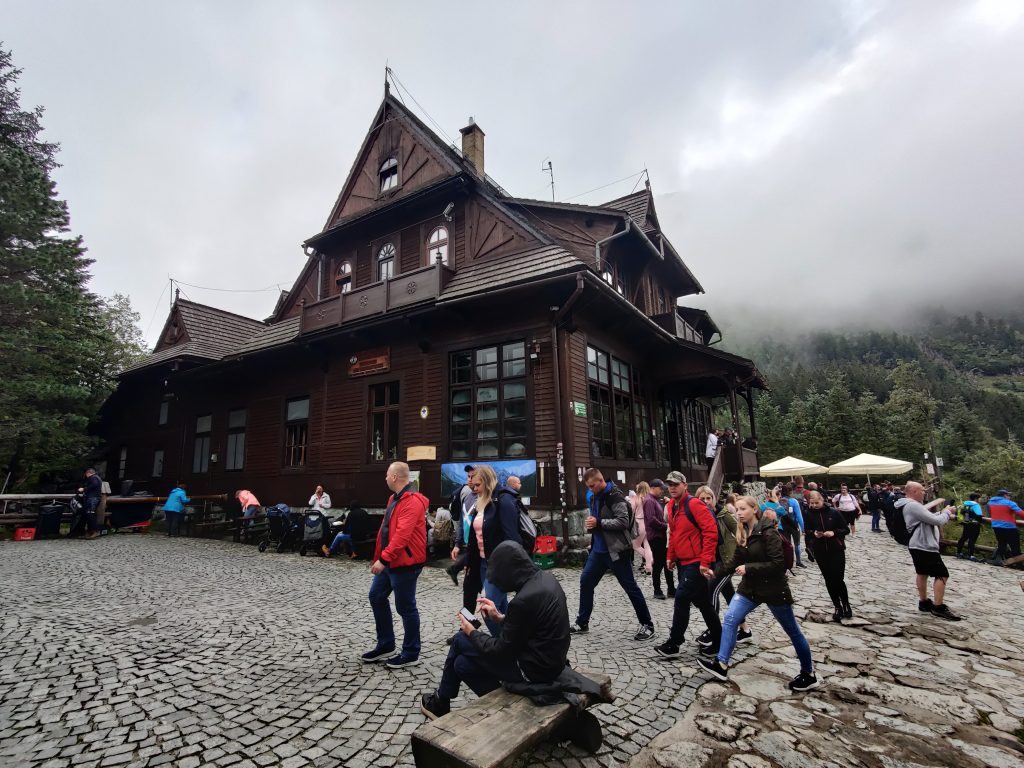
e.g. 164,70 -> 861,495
300,261 -> 455,335
652,311 -> 702,344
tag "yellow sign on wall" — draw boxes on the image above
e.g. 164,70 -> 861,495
407,446 -> 437,462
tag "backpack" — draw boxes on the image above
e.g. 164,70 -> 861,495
885,505 -> 915,546
776,528 -> 795,571
432,513 -> 454,543
680,496 -> 720,555
497,488 -> 537,553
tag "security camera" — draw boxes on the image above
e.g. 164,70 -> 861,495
443,202 -> 454,221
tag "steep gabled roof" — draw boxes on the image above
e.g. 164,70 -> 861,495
603,188 -> 659,233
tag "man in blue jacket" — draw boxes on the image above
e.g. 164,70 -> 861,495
162,481 -> 190,537
988,489 -> 1024,563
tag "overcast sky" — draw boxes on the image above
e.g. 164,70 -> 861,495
4,0 -> 1023,347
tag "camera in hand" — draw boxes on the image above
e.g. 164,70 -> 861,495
459,607 -> 481,629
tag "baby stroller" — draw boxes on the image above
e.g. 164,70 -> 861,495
297,509 -> 331,556
258,504 -> 296,553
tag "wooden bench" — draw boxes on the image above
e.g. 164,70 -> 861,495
411,671 -> 612,768
233,515 -> 269,544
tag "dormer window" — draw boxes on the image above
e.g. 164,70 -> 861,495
337,261 -> 352,293
602,270 -> 614,286
379,157 -> 398,193
377,242 -> 396,281
427,226 -> 449,266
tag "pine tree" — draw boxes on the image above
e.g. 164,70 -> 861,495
0,48 -> 130,490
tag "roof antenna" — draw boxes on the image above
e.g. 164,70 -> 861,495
542,158 -> 555,202
384,64 -> 391,96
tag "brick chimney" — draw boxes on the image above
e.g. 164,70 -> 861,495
460,118 -> 485,175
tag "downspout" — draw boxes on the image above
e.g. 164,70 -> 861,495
552,274 -> 585,549
594,218 -> 631,271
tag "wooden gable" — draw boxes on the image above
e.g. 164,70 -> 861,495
153,304 -> 190,352
324,98 -> 460,229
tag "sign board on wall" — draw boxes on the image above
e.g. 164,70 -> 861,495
407,446 -> 437,462
572,401 -> 587,417
440,460 -> 538,499
348,347 -> 390,377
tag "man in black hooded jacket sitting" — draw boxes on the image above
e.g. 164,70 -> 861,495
421,540 -> 570,718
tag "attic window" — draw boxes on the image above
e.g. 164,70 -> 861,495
337,261 -> 352,293
377,242 -> 396,280
427,226 -> 449,266
379,157 -> 398,193
602,270 -> 614,286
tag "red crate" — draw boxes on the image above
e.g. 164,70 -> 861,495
14,528 -> 36,541
534,535 -> 558,554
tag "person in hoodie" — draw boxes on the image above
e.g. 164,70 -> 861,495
955,492 -> 984,561
642,480 -> 674,599
570,468 -> 655,641
420,541 -> 571,719
361,461 -> 430,668
696,496 -> 819,692
162,481 -> 190,537
654,472 -> 721,659
781,482 -> 807,568
803,491 -> 851,622
898,481 -> 961,621
988,489 -> 1024,563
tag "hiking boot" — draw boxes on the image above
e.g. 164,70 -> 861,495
653,591 -> 666,600
930,604 -> 962,622
634,624 -> 656,641
696,657 -> 729,682
695,630 -> 714,648
384,652 -> 421,669
420,692 -> 450,720
736,628 -> 753,644
789,672 -> 820,692
917,598 -> 934,612
360,644 -> 396,663
654,642 -> 680,658
569,622 -> 589,634
832,608 -> 844,623
321,544 -> 331,558
843,605 -> 853,619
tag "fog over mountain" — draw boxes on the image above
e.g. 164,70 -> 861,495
3,1 -> 1022,347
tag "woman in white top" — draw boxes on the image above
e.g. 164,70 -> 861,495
831,484 -> 862,535
308,485 -> 332,512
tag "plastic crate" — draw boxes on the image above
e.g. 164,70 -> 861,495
534,535 -> 558,555
14,528 -> 36,541
533,552 -> 557,570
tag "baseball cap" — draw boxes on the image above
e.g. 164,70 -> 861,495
666,471 -> 686,485
464,464 -> 475,472
650,478 -> 667,489
997,488 -> 1012,496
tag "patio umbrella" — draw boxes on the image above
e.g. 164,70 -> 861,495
759,456 -> 829,477
827,453 -> 913,481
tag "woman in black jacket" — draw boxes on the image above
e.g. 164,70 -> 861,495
451,465 -> 520,637
804,491 -> 852,621
696,496 -> 819,692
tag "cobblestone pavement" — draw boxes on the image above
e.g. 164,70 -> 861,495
0,535 -> 746,768
633,531 -> 1024,768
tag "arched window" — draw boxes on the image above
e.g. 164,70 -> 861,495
427,226 -> 449,265
377,242 -> 396,281
337,261 -> 352,293
379,157 -> 398,193
602,269 -> 614,286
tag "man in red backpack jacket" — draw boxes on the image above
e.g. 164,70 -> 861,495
655,471 -> 722,659
362,461 -> 429,669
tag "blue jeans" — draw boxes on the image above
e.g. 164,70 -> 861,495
669,563 -> 721,648
328,532 -> 352,554
576,551 -> 652,627
719,594 -> 813,674
369,566 -> 422,657
871,510 -> 881,531
477,559 -> 508,637
83,497 -> 99,533
437,632 -> 525,700
243,505 -> 259,529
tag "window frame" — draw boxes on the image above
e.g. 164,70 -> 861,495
376,241 -> 396,281
158,401 -> 169,426
586,345 -> 653,463
448,340 -> 529,462
152,449 -> 164,479
284,397 -> 310,469
367,381 -> 401,464
336,260 -> 352,294
192,414 -> 212,474
378,156 -> 399,194
426,224 -> 450,266
225,408 -> 246,472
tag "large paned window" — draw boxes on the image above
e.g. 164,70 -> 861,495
377,242 -> 396,281
379,157 -> 398,192
337,261 -> 352,294
193,415 -> 211,473
427,226 -> 449,266
226,409 -> 246,471
285,398 -> 309,468
449,342 -> 527,460
587,346 -> 652,461
369,383 -> 400,463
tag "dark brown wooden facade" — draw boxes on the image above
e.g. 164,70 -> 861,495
100,91 -> 764,513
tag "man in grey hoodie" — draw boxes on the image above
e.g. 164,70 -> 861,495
896,481 -> 961,621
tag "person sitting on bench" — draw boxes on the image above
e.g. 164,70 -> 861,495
235,489 -> 261,528
323,501 -> 369,558
420,540 -> 570,719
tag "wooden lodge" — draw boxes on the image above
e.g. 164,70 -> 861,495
100,88 -> 765,525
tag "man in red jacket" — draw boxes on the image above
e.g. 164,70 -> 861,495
655,471 -> 722,659
362,461 -> 429,669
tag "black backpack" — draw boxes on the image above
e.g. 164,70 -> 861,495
495,488 -> 537,553
679,496 -> 719,555
885,505 -> 915,546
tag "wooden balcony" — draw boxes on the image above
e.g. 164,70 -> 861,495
300,262 -> 455,335
652,311 -> 703,344
722,445 -> 760,480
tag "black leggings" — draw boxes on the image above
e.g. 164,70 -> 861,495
994,528 -> 1021,561
649,537 -> 674,594
956,524 -> 980,558
815,549 -> 850,610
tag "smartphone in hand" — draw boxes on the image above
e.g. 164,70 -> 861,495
459,607 -> 481,629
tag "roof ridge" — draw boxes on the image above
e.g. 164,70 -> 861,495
176,298 -> 267,327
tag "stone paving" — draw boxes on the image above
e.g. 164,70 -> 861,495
4,531 -> 1020,768
633,531 -> 1024,768
0,534 -> 747,768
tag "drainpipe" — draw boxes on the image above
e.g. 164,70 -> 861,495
552,274 -> 585,548
594,219 -> 631,271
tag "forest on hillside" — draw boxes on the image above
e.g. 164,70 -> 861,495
725,312 -> 1024,499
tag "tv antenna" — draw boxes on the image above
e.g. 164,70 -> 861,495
541,158 -> 555,201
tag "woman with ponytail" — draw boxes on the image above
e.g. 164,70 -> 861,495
696,496 -> 819,692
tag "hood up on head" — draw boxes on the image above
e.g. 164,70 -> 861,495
487,540 -> 538,593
